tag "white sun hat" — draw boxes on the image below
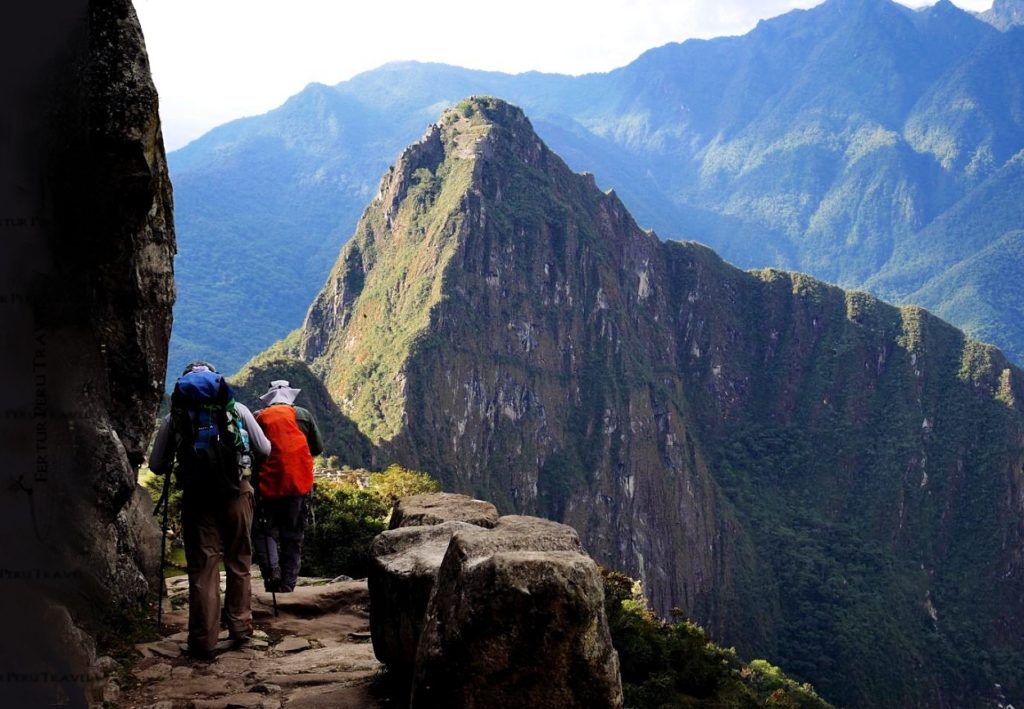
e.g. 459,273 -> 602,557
259,379 -> 301,406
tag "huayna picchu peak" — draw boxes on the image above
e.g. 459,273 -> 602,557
248,97 -> 1024,707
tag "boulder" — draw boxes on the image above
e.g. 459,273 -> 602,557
371,501 -> 622,707
412,548 -> 623,708
368,521 -> 479,674
441,514 -> 584,558
388,492 -> 499,530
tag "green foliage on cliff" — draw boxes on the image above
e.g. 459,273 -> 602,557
602,569 -> 830,709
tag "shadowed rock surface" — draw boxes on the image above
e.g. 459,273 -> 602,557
411,518 -> 620,708
413,550 -> 621,709
0,0 -> 174,704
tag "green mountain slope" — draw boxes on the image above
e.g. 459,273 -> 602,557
168,0 -> 1024,379
258,98 -> 1024,708
906,229 -> 1024,364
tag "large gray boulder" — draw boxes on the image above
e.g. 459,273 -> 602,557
410,515 -> 621,708
368,494 -> 623,709
412,549 -> 623,708
368,520 -> 479,675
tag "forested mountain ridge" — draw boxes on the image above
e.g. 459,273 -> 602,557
254,97 -> 1024,708
168,0 -> 1024,378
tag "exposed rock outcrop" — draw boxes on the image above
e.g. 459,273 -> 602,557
978,0 -> 1024,29
369,493 -> 623,708
0,0 -> 174,704
413,549 -> 620,709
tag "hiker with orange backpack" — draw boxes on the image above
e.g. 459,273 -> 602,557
149,361 -> 272,660
251,380 -> 323,593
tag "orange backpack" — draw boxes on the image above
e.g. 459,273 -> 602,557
255,405 -> 314,497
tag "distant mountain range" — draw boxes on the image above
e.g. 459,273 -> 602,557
238,97 -> 1024,708
168,0 -> 1024,379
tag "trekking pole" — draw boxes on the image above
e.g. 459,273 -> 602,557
265,529 -> 278,618
309,483 -> 317,533
266,536 -> 278,614
155,471 -> 172,630
254,492 -> 278,617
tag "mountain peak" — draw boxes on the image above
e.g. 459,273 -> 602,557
370,96 -> 551,233
447,95 -> 530,129
437,96 -> 547,168
978,0 -> 1024,29
300,97 -> 652,444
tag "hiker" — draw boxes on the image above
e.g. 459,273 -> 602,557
252,380 -> 323,593
149,361 -> 271,660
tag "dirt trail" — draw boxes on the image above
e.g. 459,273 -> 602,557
119,574 -> 386,708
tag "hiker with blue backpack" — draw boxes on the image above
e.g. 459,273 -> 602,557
149,361 -> 271,660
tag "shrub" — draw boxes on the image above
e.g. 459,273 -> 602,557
600,567 -> 831,709
303,465 -> 439,578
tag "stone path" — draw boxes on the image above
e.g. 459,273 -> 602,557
116,573 -> 386,708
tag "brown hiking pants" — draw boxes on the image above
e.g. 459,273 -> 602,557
181,478 -> 254,653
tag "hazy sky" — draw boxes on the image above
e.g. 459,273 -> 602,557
135,0 -> 995,151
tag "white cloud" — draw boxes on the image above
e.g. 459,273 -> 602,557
134,0 -> 994,151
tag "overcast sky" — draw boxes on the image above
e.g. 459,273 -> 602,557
135,0 -> 994,152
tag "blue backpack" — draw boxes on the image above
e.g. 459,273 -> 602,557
170,370 -> 250,495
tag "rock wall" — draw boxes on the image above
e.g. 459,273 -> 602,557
370,493 -> 623,708
0,0 -> 174,704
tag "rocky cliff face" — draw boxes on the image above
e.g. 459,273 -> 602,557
286,98 -> 1024,706
0,1 -> 174,704
979,0 -> 1024,29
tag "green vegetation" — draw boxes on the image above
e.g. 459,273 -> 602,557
304,106 -> 480,443
303,465 -> 439,578
702,289 -> 1024,708
905,230 -> 1024,364
602,568 -> 829,709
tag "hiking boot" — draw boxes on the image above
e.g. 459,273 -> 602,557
181,643 -> 215,662
216,634 -> 253,652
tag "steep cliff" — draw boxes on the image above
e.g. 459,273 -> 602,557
0,1 -> 175,704
978,0 -> 1024,29
283,98 -> 1024,706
